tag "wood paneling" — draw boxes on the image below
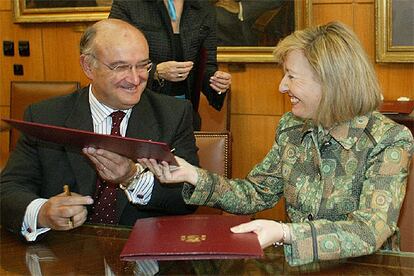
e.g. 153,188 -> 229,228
353,2 -> 375,59
312,3 -> 353,26
0,11 -> 44,106
0,0 -> 11,10
229,63 -> 285,116
230,114 -> 280,178
376,63 -> 414,100
230,114 -> 286,221
42,23 -> 91,85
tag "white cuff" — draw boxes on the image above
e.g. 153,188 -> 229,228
22,198 -> 51,241
123,171 -> 154,205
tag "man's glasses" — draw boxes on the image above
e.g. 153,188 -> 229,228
89,54 -> 152,76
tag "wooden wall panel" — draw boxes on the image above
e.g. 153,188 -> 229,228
0,12 -> 44,106
353,2 -> 375,59
230,114 -> 286,221
311,3 -> 353,26
376,64 -> 414,100
230,114 -> 280,178
230,64 -> 285,116
42,24 -> 91,86
0,0 -> 11,10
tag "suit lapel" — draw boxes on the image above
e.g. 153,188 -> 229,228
64,87 -> 96,196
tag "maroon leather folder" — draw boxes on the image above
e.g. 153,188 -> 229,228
3,118 -> 177,166
120,214 -> 263,261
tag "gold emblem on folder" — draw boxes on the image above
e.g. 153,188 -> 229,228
181,234 -> 206,243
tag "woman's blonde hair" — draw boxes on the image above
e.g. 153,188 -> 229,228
273,21 -> 382,127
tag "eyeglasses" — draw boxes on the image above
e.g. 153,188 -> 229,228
89,54 -> 152,75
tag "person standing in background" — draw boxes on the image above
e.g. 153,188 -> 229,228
109,0 -> 232,130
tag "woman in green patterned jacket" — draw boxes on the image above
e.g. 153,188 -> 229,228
138,21 -> 414,266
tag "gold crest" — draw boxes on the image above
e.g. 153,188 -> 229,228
180,234 -> 206,243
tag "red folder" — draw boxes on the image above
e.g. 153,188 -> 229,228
3,118 -> 177,166
120,214 -> 263,261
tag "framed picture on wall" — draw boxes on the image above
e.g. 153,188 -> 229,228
13,0 -> 310,62
376,0 -> 414,63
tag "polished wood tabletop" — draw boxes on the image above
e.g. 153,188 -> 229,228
1,224 -> 413,275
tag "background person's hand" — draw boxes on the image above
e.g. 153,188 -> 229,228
82,147 -> 136,184
210,71 -> 231,94
137,156 -> 198,185
231,219 -> 283,249
37,192 -> 93,230
156,61 -> 193,82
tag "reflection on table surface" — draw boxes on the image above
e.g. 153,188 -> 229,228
1,224 -> 413,275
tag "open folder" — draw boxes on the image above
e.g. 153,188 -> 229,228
120,214 -> 263,261
3,118 -> 178,166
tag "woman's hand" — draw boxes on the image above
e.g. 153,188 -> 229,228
231,219 -> 284,248
210,71 -> 231,94
137,156 -> 198,185
156,61 -> 193,82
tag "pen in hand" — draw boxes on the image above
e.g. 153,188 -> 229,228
63,184 -> 74,228
138,148 -> 176,176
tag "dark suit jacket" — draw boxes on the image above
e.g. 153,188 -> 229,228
109,0 -> 226,115
0,87 -> 198,236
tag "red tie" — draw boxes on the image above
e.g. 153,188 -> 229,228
88,111 -> 126,224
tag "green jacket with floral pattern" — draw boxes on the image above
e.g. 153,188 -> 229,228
183,111 -> 413,266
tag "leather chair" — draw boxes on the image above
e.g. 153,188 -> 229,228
194,131 -> 232,214
398,159 -> 414,252
9,81 -> 80,151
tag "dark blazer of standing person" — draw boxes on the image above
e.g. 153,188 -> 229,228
0,19 -> 198,240
109,0 -> 232,130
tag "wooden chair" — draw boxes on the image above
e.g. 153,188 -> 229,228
9,81 -> 80,151
398,158 -> 414,252
194,131 -> 232,214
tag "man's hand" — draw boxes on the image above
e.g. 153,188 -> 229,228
37,192 -> 93,230
83,147 -> 137,184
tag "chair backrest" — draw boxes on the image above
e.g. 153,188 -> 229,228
10,81 -> 80,150
194,131 -> 232,214
398,158 -> 414,252
194,131 -> 231,178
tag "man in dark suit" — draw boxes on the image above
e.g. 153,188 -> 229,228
0,19 -> 198,241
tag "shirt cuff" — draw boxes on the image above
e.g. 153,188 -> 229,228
123,171 -> 154,205
22,198 -> 51,242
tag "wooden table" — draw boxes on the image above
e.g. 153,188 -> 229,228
1,225 -> 413,275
